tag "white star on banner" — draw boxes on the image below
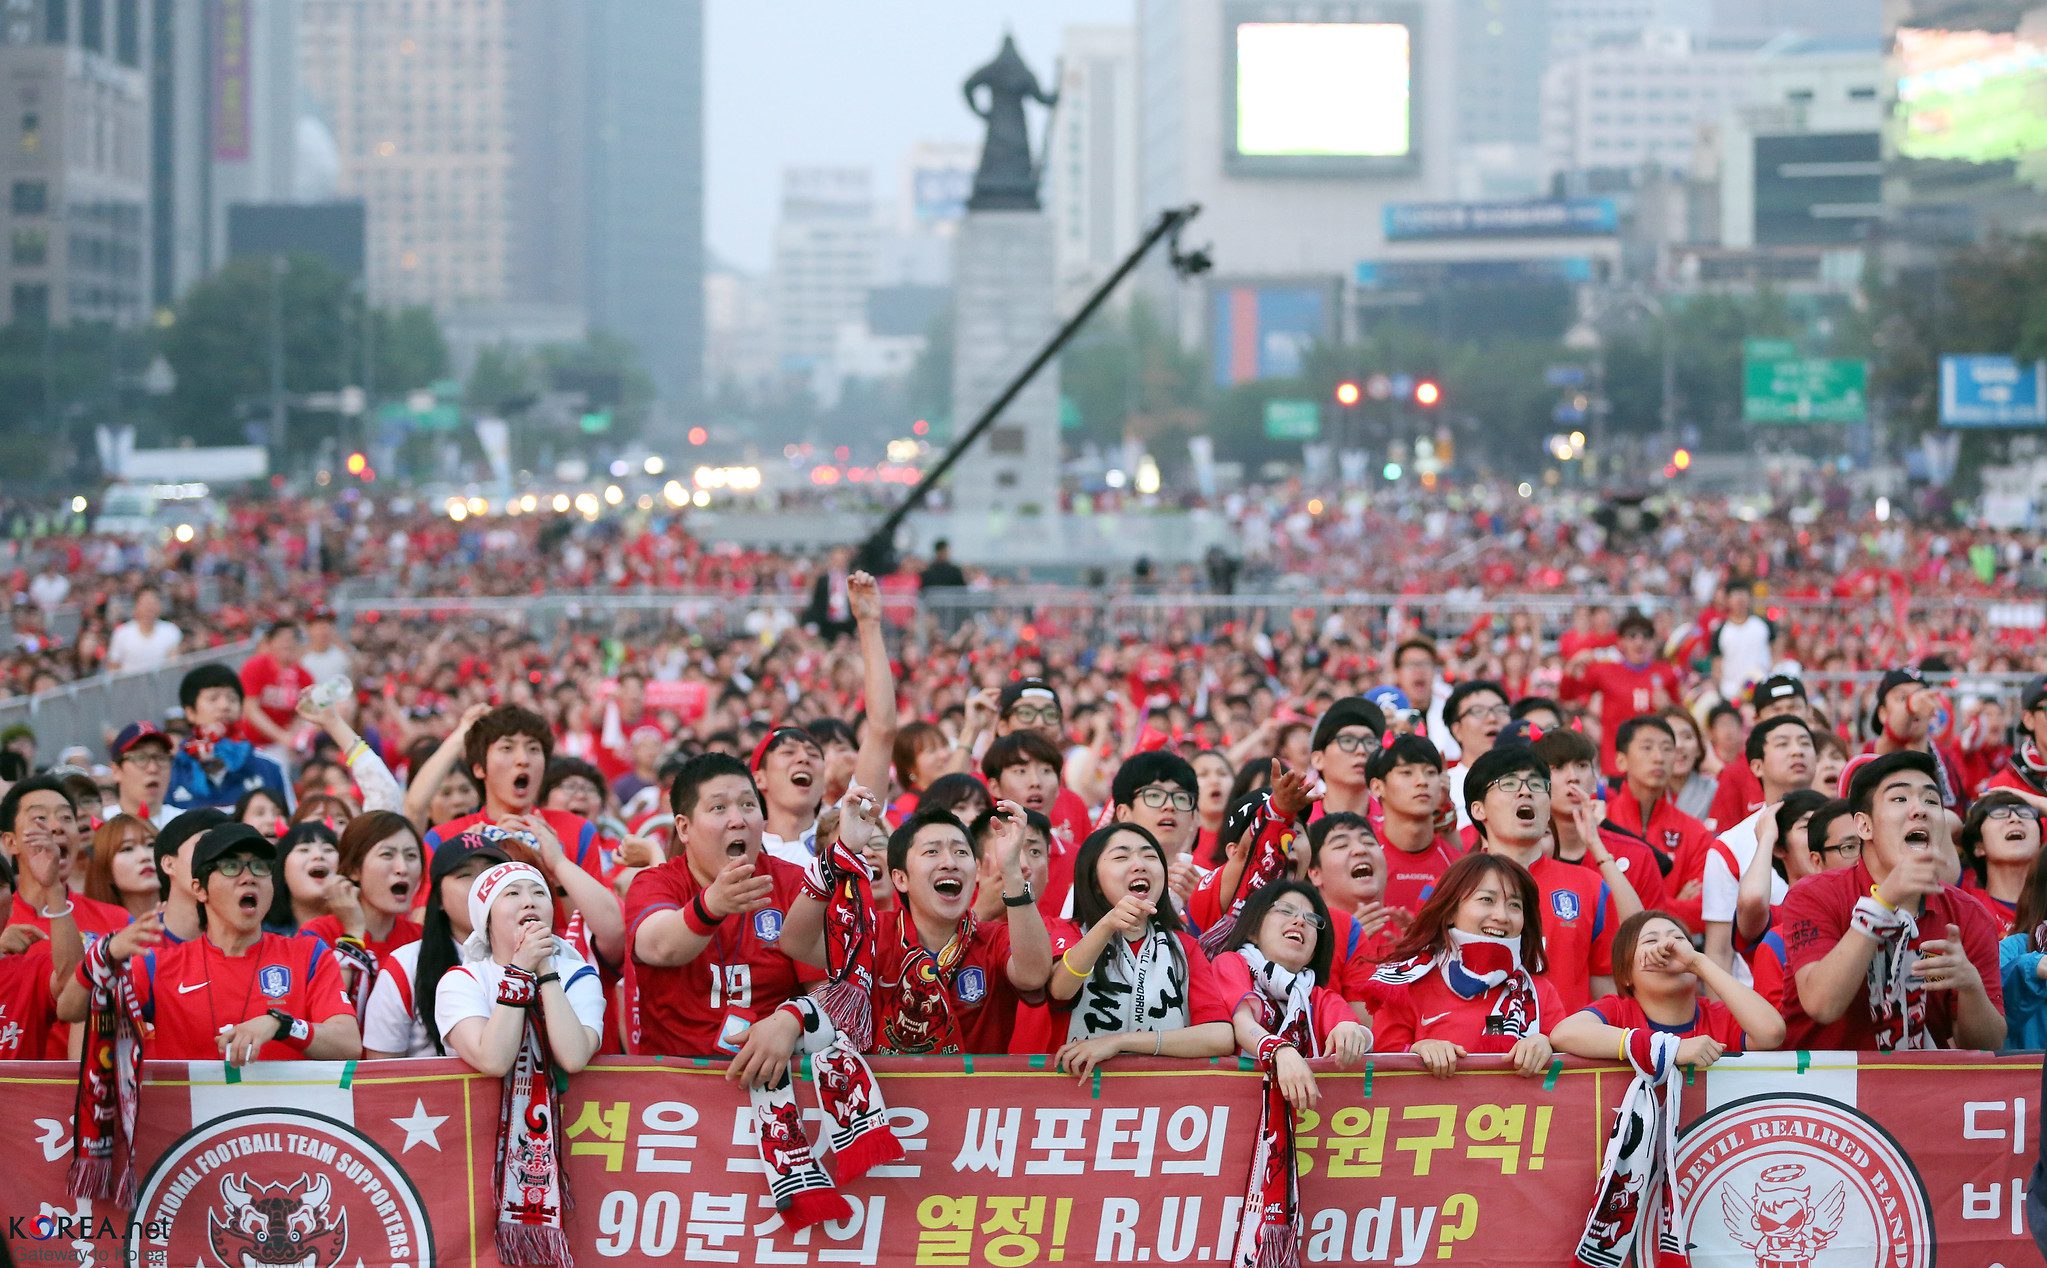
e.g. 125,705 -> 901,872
392,1098 -> 449,1153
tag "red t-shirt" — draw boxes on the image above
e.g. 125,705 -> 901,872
1210,949 -> 1355,1054
424,807 -> 608,883
1527,855 -> 1618,1015
1775,860 -> 2005,1050
1380,835 -> 1467,916
300,914 -> 422,970
1324,905 -> 1399,1004
1558,828 -> 1671,914
1606,786 -> 1715,932
124,933 -> 352,1060
1560,658 -> 1683,777
10,893 -> 130,939
870,910 -> 1020,1055
1961,874 -> 2019,937
1704,763 -> 1764,835
622,853 -> 822,1057
1023,926 -> 1231,1053
0,943 -> 57,1059
1372,968 -> 1566,1053
239,654 -> 314,738
1580,993 -> 1747,1051
1009,915 -> 1080,1054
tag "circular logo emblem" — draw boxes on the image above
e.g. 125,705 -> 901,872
1552,890 -> 1582,922
1672,1094 -> 1932,1268
754,907 -> 785,942
127,1108 -> 434,1268
258,965 -> 292,999
955,966 -> 988,1004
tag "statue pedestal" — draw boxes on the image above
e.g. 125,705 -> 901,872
948,210 -> 1060,524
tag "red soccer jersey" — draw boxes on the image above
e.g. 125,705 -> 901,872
1704,763 -> 1764,835
870,910 -> 1020,1055
10,893 -> 130,940
622,852 -> 822,1057
0,943 -> 57,1059
1558,828 -> 1671,914
1210,950 -> 1355,1054
1009,915 -> 1080,1055
1322,906 -> 1399,1006
125,933 -> 352,1061
1380,835 -> 1466,916
239,654 -> 314,738
1775,860 -> 2005,1050
1580,993 -> 1747,1051
1372,968 -> 1566,1054
300,914 -> 423,969
1606,786 -> 1715,932
1560,658 -> 1683,777
1527,855 -> 1618,1015
1960,875 -> 2018,937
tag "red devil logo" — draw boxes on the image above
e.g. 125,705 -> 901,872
207,1173 -> 349,1268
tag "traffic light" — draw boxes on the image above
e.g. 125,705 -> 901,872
687,426 -> 708,446
345,452 -> 367,477
1334,381 -> 1362,407
1414,381 -> 1441,408
1672,448 -> 1692,471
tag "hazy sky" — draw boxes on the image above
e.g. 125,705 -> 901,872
705,0 -> 1130,272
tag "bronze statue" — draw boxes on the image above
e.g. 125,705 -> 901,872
963,35 -> 1057,212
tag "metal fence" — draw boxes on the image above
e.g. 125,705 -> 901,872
0,640 -> 258,760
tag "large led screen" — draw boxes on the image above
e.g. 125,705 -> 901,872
1226,8 -> 1418,176
1896,27 -> 2047,164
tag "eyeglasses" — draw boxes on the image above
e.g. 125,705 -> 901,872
1456,704 -> 1512,725
1007,705 -> 1061,727
1328,732 -> 1377,754
211,857 -> 273,878
1490,775 -> 1550,796
1137,787 -> 1196,812
1270,902 -> 1326,930
1984,804 -> 2042,823
1813,837 -> 1863,861
121,752 -> 171,770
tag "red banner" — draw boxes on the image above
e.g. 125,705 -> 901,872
1,1052 -> 2037,1266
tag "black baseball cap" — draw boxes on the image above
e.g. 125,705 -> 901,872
430,825 -> 514,882
190,822 -> 275,881
998,678 -> 1060,715
153,808 -> 230,868
1869,666 -> 1928,733
1751,674 -> 1807,709
2021,676 -> 2047,714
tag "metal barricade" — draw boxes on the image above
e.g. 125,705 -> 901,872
0,640 -> 259,759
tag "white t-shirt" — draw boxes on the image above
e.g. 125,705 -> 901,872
363,941 -> 446,1058
1713,617 -> 1775,701
105,619 -> 182,673
763,823 -> 819,869
1446,763 -> 1471,830
300,644 -> 354,684
433,948 -> 606,1044
1701,806 -> 1787,988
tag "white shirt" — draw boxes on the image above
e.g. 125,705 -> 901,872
1446,763 -> 1471,830
28,571 -> 68,613
105,619 -> 182,673
763,823 -> 819,869
1714,616 -> 1774,701
1701,806 -> 1787,988
434,948 -> 605,1043
363,941 -> 443,1058
300,643 -> 353,684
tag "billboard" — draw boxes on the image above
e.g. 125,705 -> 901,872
1940,354 -> 2047,427
1743,340 -> 1867,424
1382,198 -> 1617,241
1225,2 -> 1420,176
1753,132 -> 1882,247
1210,281 -> 1334,386
910,165 -> 973,223
1895,28 -> 2047,165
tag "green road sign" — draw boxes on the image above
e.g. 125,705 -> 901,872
1264,398 -> 1321,441
1743,344 -> 1867,424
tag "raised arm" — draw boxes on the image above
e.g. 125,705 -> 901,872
846,573 -> 898,797
401,703 -> 489,830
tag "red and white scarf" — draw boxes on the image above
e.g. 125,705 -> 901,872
1068,925 -> 1189,1041
1371,930 -> 1543,1039
488,963 -> 572,1267
1851,895 -> 1930,1050
809,835 -> 877,1049
1231,947 -> 1321,1268
1574,1029 -> 1687,1268
69,937 -> 142,1207
749,997 -> 903,1231
1199,793 -> 1295,957
876,913 -> 973,1056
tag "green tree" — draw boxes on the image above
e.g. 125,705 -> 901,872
465,344 -> 538,416
373,305 -> 449,395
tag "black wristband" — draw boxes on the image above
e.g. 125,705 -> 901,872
1002,889 -> 1035,908
536,972 -> 561,986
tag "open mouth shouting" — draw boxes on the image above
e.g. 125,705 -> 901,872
237,888 -> 262,916
388,879 -> 413,904
1350,858 -> 1376,884
1514,800 -> 1540,826
789,767 -> 815,791
510,770 -> 534,798
2005,823 -> 2034,844
1125,873 -> 1156,901
1281,925 -> 1309,948
931,875 -> 966,900
724,835 -> 752,859
1902,824 -> 1932,849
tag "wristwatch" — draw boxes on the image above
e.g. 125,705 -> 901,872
1003,882 -> 1035,907
267,1009 -> 310,1044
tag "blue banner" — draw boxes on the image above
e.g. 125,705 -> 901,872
1940,354 -> 2047,428
1382,198 -> 1618,241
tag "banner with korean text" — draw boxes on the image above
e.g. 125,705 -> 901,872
1,1052 -> 2038,1266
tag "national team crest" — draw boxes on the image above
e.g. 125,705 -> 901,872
1552,890 -> 1581,922
754,908 -> 784,942
1673,1094 -> 1932,1268
955,967 -> 987,1004
258,965 -> 291,999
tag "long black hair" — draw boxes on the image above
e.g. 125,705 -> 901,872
1218,879 -> 1334,984
1069,823 -> 1190,1009
417,871 -> 462,1055
264,822 -> 338,934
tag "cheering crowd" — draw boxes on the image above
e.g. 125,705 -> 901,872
0,500 -> 2043,1263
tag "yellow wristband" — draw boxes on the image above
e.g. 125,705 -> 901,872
1059,950 -> 1092,979
1617,1031 -> 1628,1064
1869,885 -> 1897,912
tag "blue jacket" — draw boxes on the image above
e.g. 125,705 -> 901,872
166,740 -> 289,812
2000,934 -> 2047,1053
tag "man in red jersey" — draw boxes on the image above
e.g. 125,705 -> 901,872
623,753 -> 822,1080
238,622 -> 313,758
1368,735 -> 1463,916
1559,610 -> 1682,779
1777,751 -> 2003,1051
1,777 -> 130,939
1987,678 -> 2047,797
954,678 -> 1094,847
1703,675 -> 1811,831
1467,746 -> 1617,1013
59,824 -> 360,1064
425,704 -> 623,965
1530,729 -> 1667,914
1605,716 -> 1717,931
0,831 -> 82,1059
1305,811 -> 1397,1007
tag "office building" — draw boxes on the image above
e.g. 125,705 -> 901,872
771,167 -> 880,386
0,0 -> 152,326
1046,24 -> 1140,312
1541,29 -> 1763,182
